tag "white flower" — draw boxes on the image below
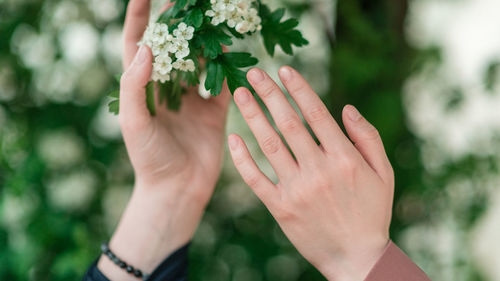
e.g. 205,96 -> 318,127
173,59 -> 195,72
206,9 -> 226,25
218,0 -> 237,11
153,55 -> 173,75
173,22 -> 194,41
171,38 -> 190,58
151,40 -> 173,57
152,23 -> 169,44
237,0 -> 251,11
226,10 -> 242,28
244,8 -> 262,32
139,21 -> 198,82
236,21 -> 251,34
206,0 -> 261,34
152,72 -> 171,83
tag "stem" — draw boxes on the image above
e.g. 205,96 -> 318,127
146,81 -> 157,116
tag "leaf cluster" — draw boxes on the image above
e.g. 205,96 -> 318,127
108,0 -> 308,115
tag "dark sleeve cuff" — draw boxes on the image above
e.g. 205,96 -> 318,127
83,243 -> 190,281
364,241 -> 431,281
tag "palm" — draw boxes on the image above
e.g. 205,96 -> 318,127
133,86 -> 231,198
120,1 -> 231,197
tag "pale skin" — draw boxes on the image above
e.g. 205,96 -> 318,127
97,0 -> 231,279
228,68 -> 395,281
99,0 -> 395,280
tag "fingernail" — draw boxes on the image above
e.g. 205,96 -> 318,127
347,105 -> 362,121
248,68 -> 265,83
279,66 -> 292,81
228,135 -> 239,150
134,45 -> 147,65
235,90 -> 250,105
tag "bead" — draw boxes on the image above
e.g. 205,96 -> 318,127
101,241 -> 148,279
100,244 -> 108,252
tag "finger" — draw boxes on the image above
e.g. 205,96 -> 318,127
119,45 -> 153,131
247,68 -> 320,164
234,87 -> 298,178
123,0 -> 151,69
228,134 -> 279,206
342,105 -> 393,183
278,66 -> 354,155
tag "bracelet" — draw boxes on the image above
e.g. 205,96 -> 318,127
100,243 -> 150,280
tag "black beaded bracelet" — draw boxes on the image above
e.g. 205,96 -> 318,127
101,243 -> 150,280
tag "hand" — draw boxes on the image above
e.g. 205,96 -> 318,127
98,0 -> 231,279
228,67 -> 394,281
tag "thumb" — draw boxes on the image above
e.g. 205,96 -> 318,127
119,45 -> 153,131
342,105 -> 394,184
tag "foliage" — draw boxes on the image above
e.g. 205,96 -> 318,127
108,0 -> 308,115
1,0 -> 493,280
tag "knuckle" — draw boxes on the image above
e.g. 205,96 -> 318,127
290,81 -> 308,94
280,116 -> 301,133
261,136 -> 281,155
232,154 -> 247,167
259,83 -> 278,99
337,153 -> 359,173
244,173 -> 261,188
274,205 -> 296,221
243,108 -> 259,121
362,124 -> 381,140
307,105 -> 329,123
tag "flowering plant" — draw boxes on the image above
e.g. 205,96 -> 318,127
108,0 -> 308,114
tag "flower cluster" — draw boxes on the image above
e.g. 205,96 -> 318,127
141,22 -> 196,83
206,0 -> 262,34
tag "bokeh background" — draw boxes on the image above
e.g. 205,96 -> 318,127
1,0 -> 500,280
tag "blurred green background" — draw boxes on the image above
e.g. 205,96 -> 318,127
1,0 -> 500,280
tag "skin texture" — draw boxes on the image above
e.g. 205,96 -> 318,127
97,0 -> 231,279
228,67 -> 395,281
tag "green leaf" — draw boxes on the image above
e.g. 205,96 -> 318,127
170,0 -> 197,16
205,52 -> 258,96
184,8 -> 204,28
146,81 -> 156,116
108,90 -> 119,99
182,71 -> 200,87
205,60 -> 225,96
193,27 -> 232,59
108,100 -> 120,115
114,74 -> 122,83
171,0 -> 188,15
222,53 -> 258,68
259,4 -> 309,56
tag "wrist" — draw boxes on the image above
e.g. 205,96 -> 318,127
317,237 -> 390,281
97,180 -> 210,279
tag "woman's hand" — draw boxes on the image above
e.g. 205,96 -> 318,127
98,0 -> 231,279
228,67 -> 394,281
